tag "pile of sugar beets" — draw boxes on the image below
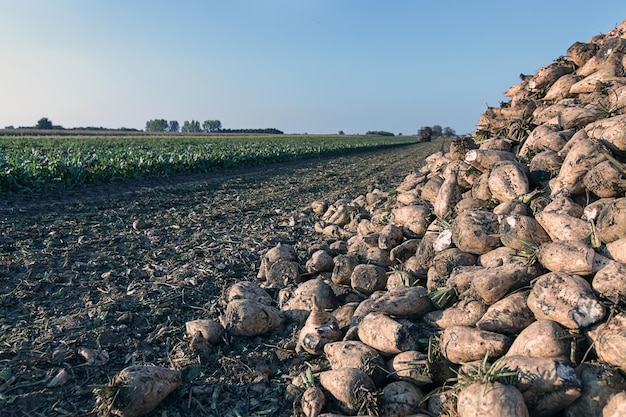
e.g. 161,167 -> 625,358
98,19 -> 626,417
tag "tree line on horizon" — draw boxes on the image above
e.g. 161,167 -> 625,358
359,125 -> 456,139
420,125 -> 456,137
3,117 -> 140,132
144,119 -> 284,134
145,119 -> 220,133
2,117 -> 455,138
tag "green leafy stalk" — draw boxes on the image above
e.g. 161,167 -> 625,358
428,287 -> 457,310
454,354 -> 518,390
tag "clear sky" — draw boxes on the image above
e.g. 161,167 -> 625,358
1,1 -> 625,135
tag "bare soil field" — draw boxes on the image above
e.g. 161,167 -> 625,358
0,140 -> 446,417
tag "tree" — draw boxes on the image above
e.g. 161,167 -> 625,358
168,120 -> 180,132
432,125 -> 443,137
202,120 -> 222,132
145,119 -> 168,132
36,117 -> 53,129
443,126 -> 456,137
338,130 -> 345,135
182,120 -> 201,133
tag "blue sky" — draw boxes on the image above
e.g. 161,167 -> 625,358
1,1 -> 624,135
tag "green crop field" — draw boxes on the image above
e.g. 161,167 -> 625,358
0,134 -> 418,192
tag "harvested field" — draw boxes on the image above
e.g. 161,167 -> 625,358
4,16 -> 626,417
0,141 -> 445,416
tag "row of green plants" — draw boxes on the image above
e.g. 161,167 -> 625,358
0,134 -> 417,192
